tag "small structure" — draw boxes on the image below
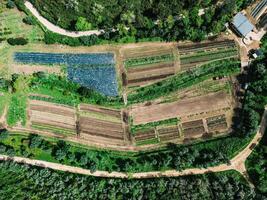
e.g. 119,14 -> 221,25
249,48 -> 264,58
231,12 -> 255,37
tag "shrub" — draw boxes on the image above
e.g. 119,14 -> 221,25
0,130 -> 9,140
22,16 -> 35,25
7,37 -> 28,46
6,0 -> 15,9
29,134 -> 43,149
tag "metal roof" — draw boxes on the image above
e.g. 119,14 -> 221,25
232,12 -> 254,37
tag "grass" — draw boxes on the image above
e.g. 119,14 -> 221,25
31,123 -> 76,136
124,54 -> 174,68
161,78 -> 232,103
131,118 -> 179,134
0,8 -> 43,42
0,91 -> 9,117
79,111 -> 121,123
128,59 -> 240,104
6,94 -> 27,126
136,138 -> 159,146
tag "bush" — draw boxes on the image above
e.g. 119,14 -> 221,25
22,16 -> 35,25
29,134 -> 43,149
7,37 -> 28,46
6,0 -> 15,9
0,130 -> 9,140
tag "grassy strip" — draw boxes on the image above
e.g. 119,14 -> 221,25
29,94 -> 75,106
131,118 -> 178,134
136,138 -> 159,146
180,47 -> 237,59
79,111 -> 121,123
128,59 -> 240,104
124,54 -> 174,68
180,49 -> 238,64
6,94 -> 27,126
31,123 -> 76,136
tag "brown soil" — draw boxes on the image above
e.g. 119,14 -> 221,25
12,64 -> 61,75
131,92 -> 232,125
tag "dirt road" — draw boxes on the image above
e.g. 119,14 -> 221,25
2,108 -> 266,179
25,1 -> 103,37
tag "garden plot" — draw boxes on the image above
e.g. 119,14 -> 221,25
178,39 -> 239,70
13,52 -> 118,96
182,119 -> 206,139
28,99 -> 77,135
206,114 -> 228,133
131,91 -> 232,125
121,44 -> 178,87
134,129 -> 158,146
78,104 -> 126,145
157,125 -> 182,142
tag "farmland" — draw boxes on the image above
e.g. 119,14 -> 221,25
13,52 -> 118,96
120,44 -> 178,88
28,99 -> 77,136
78,104 -> 128,146
130,91 -> 234,144
131,118 -> 181,145
178,39 -> 239,70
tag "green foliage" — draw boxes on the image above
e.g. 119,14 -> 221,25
29,73 -> 123,107
13,0 -> 251,44
22,16 -> 35,25
6,94 -> 26,126
75,17 -> 92,31
0,161 -> 256,199
0,130 -> 9,140
246,130 -> 267,194
6,0 -> 15,9
128,59 -> 240,104
0,132 -> 254,173
7,37 -> 28,45
131,118 -> 178,134
29,134 -> 43,149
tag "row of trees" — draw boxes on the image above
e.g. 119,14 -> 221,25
0,130 -> 253,173
245,35 -> 267,195
0,160 -> 258,199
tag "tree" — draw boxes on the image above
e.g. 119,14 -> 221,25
6,0 -> 15,9
29,134 -> 43,149
75,17 -> 92,31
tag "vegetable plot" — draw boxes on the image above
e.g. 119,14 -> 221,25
13,52 -> 118,96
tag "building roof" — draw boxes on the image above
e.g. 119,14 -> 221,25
232,12 -> 255,37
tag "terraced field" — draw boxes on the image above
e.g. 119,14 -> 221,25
78,104 -> 127,145
29,100 -> 77,136
121,44 -> 178,87
178,39 -> 239,70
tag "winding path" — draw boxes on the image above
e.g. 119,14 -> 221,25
1,108 -> 266,179
24,1 -> 103,37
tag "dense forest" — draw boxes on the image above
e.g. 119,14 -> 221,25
15,0 -> 254,42
245,36 -> 267,196
0,161 -> 258,200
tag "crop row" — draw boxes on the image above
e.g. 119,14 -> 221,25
178,40 -> 236,54
124,54 -> 174,68
14,52 -> 115,65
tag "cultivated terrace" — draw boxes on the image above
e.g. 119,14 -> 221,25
0,0 -> 267,199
